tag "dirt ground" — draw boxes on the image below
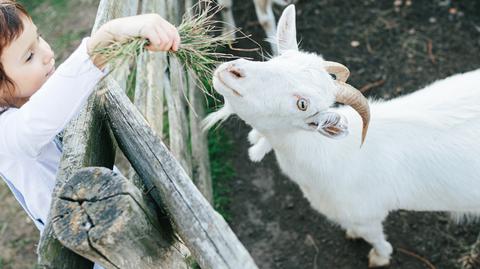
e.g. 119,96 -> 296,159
222,0 -> 480,269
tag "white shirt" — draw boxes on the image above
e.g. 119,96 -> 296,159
0,38 -> 106,231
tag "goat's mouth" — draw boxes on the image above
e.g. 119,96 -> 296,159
305,111 -> 320,128
214,73 -> 243,97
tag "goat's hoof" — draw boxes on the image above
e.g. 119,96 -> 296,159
345,229 -> 361,240
459,253 -> 479,269
368,249 -> 390,268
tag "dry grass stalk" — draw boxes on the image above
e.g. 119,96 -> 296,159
92,2 -> 237,97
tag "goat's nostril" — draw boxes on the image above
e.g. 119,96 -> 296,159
228,67 -> 244,79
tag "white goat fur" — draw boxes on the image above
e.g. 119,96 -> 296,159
204,4 -> 480,268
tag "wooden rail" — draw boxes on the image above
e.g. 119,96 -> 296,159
103,80 -> 258,269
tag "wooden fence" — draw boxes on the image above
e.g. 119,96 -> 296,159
36,0 -> 258,268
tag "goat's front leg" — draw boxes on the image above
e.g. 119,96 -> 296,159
248,129 -> 272,161
346,221 -> 393,268
345,228 -> 361,240
249,137 -> 272,161
253,0 -> 278,54
248,128 -> 263,145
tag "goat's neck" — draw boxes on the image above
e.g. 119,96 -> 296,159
259,129 -> 357,198
263,128 -> 357,155
262,128 -> 359,170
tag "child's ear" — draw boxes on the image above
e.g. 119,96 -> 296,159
308,111 -> 349,140
276,4 -> 298,54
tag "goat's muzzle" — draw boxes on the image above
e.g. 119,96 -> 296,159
214,64 -> 244,97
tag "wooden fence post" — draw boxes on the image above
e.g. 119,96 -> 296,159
52,167 -> 190,269
37,1 -> 139,268
164,0 -> 193,177
104,80 -> 258,269
185,0 -> 213,204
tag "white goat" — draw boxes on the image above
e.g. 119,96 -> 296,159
218,0 -> 293,54
203,4 -> 480,268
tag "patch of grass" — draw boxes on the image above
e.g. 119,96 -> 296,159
208,128 -> 234,221
206,96 -> 234,221
20,0 -> 67,12
126,61 -> 138,101
163,105 -> 170,145
51,30 -> 86,58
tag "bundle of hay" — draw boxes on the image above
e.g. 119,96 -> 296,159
92,2 -> 236,95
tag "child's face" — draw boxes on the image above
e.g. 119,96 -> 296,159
1,15 -> 55,101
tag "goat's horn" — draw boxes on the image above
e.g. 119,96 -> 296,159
334,81 -> 370,145
324,61 -> 350,82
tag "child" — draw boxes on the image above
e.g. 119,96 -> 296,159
0,0 -> 180,266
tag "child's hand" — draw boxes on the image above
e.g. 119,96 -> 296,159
87,14 -> 181,68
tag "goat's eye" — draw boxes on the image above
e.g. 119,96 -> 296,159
296,98 -> 309,111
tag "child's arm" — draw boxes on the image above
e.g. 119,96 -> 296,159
87,14 -> 181,69
0,14 -> 179,158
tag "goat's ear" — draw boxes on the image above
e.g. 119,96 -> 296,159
277,4 -> 298,54
308,111 -> 349,140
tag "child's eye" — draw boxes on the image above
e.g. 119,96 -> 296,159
26,52 -> 34,62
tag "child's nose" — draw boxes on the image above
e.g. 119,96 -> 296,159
43,49 -> 54,65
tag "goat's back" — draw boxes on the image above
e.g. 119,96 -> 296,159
370,68 -> 480,129
323,68 -> 480,213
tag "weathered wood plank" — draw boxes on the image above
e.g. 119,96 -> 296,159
92,0 -> 139,31
134,0 -> 168,137
129,1 -> 193,266
37,84 -> 116,269
166,0 -> 185,25
164,56 -> 192,176
104,81 -> 258,269
52,167 -> 190,269
164,0 -> 192,176
134,52 -> 166,136
37,0 -> 139,268
183,0 -> 213,204
188,71 -> 213,204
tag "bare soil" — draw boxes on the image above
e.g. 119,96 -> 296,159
222,0 -> 480,268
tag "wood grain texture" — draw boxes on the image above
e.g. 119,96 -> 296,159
52,167 -> 190,269
187,71 -> 213,204
104,82 -> 258,269
37,1 -> 139,268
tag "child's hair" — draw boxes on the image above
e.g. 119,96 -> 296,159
0,0 -> 30,108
